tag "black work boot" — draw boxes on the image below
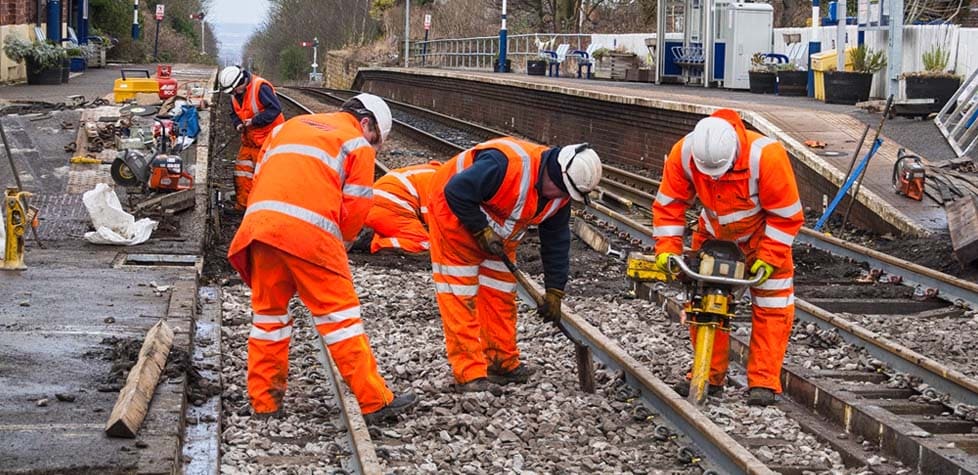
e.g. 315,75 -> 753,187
672,380 -> 723,398
363,392 -> 419,425
454,377 -> 502,394
747,387 -> 777,406
487,363 -> 536,385
349,227 -> 374,253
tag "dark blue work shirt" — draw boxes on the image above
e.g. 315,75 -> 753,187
444,148 -> 571,290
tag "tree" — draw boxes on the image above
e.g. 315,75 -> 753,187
279,45 -> 308,80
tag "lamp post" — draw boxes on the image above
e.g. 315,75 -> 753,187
132,0 -> 140,39
404,0 -> 410,67
497,0 -> 507,72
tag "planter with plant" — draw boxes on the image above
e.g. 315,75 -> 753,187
3,36 -> 68,85
902,45 -> 961,113
824,45 -> 885,104
775,63 -> 807,96
67,47 -> 87,73
748,52 -> 776,94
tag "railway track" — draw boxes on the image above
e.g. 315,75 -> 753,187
267,88 -> 978,474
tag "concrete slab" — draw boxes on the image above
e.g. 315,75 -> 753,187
363,68 -> 948,236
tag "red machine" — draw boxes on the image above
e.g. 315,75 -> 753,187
156,64 -> 179,100
893,148 -> 926,201
110,117 -> 193,192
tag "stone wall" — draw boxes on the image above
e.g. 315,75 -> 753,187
324,50 -> 361,90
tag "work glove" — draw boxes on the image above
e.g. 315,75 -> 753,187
474,226 -> 505,256
750,259 -> 775,286
655,252 -> 677,274
538,288 -> 565,324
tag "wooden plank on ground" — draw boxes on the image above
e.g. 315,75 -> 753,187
133,189 -> 196,214
946,197 -> 978,266
104,319 -> 174,438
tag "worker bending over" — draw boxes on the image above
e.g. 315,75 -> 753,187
357,161 -> 441,254
653,109 -> 804,406
218,65 -> 285,210
427,138 -> 602,392
227,94 -> 417,423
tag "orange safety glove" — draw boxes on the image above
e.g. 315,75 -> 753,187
750,259 -> 775,286
538,288 -> 565,323
474,226 -> 505,256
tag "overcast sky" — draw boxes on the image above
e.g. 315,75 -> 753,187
210,0 -> 270,25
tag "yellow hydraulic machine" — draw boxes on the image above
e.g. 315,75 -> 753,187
3,187 -> 33,270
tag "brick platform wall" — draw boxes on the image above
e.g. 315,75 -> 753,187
325,51 -> 361,90
356,70 -> 896,234
0,0 -> 35,26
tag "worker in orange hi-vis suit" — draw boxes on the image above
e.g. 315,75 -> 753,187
427,138 -> 603,392
357,161 -> 442,254
227,93 -> 418,424
652,108 -> 804,406
217,65 -> 286,210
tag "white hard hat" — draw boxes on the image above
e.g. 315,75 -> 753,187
557,144 -> 602,203
352,93 -> 392,143
218,65 -> 245,93
690,117 -> 739,178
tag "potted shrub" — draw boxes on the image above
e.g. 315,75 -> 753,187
67,47 -> 87,73
824,45 -> 886,105
2,36 -> 67,85
903,45 -> 961,113
775,63 -> 808,96
748,53 -> 776,94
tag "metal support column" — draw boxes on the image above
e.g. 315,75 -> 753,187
836,0 -> 846,71
887,0 -> 903,99
404,0 -> 410,67
808,0 -> 821,96
656,0 -> 666,84
497,0 -> 508,72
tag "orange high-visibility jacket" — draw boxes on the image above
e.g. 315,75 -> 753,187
227,113 -> 376,284
430,137 -> 570,242
232,75 -> 285,146
653,109 -> 804,268
373,161 -> 442,225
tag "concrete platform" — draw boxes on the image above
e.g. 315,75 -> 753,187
356,68 -> 950,236
0,64 -> 216,473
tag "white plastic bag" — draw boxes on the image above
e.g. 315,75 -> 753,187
82,183 -> 157,245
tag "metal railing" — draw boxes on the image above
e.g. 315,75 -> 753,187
410,33 -> 591,72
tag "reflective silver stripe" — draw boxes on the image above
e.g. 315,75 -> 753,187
253,313 -> 291,324
432,263 -> 480,277
255,137 -> 370,178
313,306 -> 361,326
700,210 -> 717,236
375,189 -> 415,213
753,294 -> 795,308
479,275 -> 517,293
488,139 -> 532,239
321,323 -> 365,345
343,183 -> 373,199
249,80 -> 261,115
420,206 -> 428,214
233,171 -> 253,178
680,135 -> 694,181
250,325 -> 292,341
717,205 -> 761,225
538,198 -> 567,221
421,241 -> 430,250
754,278 -> 793,291
455,152 -> 468,173
247,200 -> 342,241
748,137 -> 776,198
655,191 -> 677,207
768,200 -> 803,218
480,259 -> 509,272
236,160 -> 255,168
390,171 -> 422,199
765,225 -> 796,246
271,123 -> 284,139
389,237 -> 401,248
434,282 -> 478,296
653,225 -> 685,237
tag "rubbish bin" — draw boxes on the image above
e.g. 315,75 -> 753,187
527,60 -> 546,76
811,48 -> 854,101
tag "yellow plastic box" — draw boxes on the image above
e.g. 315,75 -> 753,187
113,69 -> 159,103
811,48 -> 854,101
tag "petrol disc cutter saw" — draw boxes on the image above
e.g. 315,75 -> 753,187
110,115 -> 193,192
668,240 -> 765,405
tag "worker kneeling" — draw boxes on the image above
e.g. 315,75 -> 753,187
356,161 -> 441,254
427,138 -> 602,392
227,93 -> 418,423
653,109 -> 804,406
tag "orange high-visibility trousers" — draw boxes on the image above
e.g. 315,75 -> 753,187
246,241 -> 394,414
428,214 -> 521,384
364,204 -> 429,254
688,251 -> 795,393
234,134 -> 260,210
